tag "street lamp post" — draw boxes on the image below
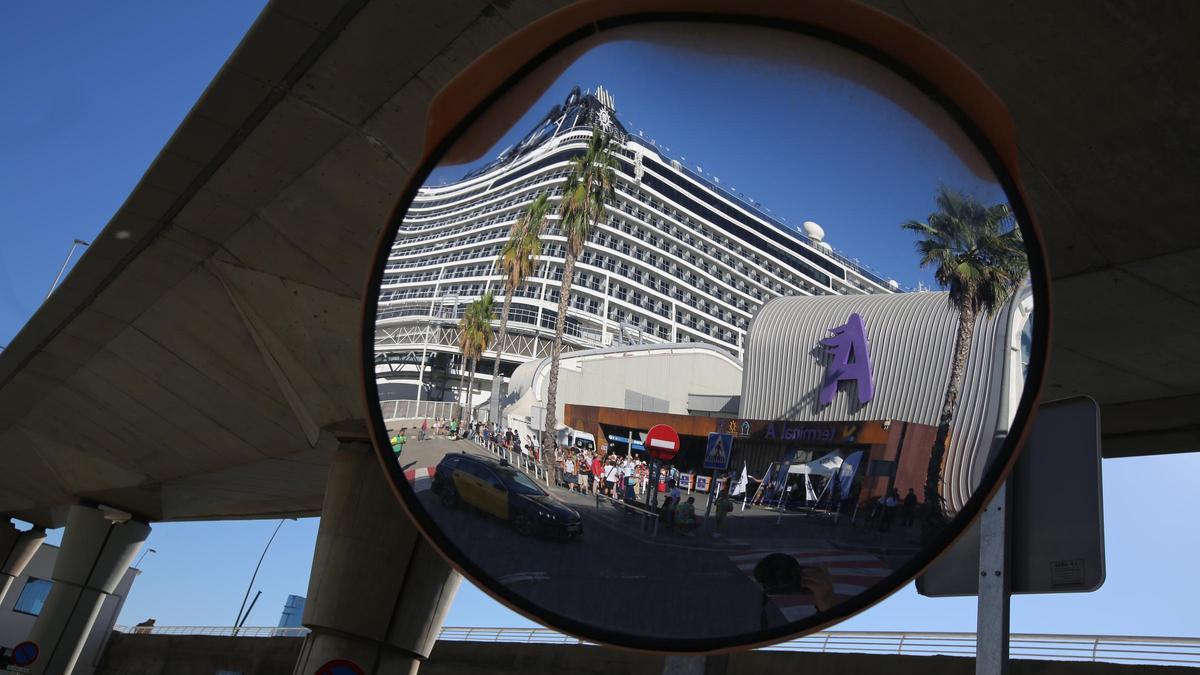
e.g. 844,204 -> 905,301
133,548 -> 158,569
234,519 -> 292,634
46,239 -> 90,299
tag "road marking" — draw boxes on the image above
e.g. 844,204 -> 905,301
403,467 -> 433,492
729,546 -> 896,622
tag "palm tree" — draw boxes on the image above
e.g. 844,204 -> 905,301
542,127 -> 618,461
456,294 -> 494,424
455,308 -> 473,422
463,289 -> 492,420
488,193 -> 549,425
902,186 -> 1028,522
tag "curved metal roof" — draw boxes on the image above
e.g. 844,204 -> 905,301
741,290 -> 1026,512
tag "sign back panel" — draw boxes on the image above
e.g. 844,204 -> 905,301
917,397 -> 1104,596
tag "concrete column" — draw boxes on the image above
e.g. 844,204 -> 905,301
294,439 -> 460,675
0,522 -> 47,607
26,505 -> 150,675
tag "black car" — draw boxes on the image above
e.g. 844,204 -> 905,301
431,453 -> 583,539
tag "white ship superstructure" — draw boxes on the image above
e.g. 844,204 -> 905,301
375,86 -> 897,405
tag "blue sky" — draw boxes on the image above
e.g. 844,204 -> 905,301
2,4 -> 1197,640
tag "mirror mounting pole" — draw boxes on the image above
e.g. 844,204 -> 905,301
976,481 -> 1012,675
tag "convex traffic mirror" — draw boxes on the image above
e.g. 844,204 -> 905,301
363,12 -> 1047,653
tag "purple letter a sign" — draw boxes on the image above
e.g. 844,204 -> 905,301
819,313 -> 874,406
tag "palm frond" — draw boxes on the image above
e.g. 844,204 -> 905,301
904,186 -> 1028,317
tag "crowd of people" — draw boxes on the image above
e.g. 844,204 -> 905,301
534,435 -> 742,538
389,418 -> 920,540
463,422 -> 739,537
389,417 -> 464,458
863,487 -> 920,531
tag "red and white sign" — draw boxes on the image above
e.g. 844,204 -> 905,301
644,424 -> 680,461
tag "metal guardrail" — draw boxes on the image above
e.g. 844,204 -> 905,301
768,632 -> 1200,667
596,492 -> 661,536
434,628 -> 1200,667
379,399 -> 461,422
111,626 -> 1200,667
476,436 -> 549,483
113,625 -> 310,638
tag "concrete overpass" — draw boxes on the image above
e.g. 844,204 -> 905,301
0,0 -> 1197,673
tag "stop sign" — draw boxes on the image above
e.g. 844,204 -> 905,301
644,424 -> 680,461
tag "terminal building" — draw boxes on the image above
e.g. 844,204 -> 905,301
374,85 -> 899,409
558,287 -> 1033,515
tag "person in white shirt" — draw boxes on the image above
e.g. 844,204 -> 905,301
563,456 -> 577,492
603,462 -> 618,497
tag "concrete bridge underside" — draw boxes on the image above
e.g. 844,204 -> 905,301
0,2 -> 1197,672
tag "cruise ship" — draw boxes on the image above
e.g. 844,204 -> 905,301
374,85 -> 898,407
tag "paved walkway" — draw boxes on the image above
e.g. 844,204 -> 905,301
385,435 -> 932,635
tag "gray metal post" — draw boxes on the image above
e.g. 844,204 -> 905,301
662,655 -> 706,675
661,654 -> 727,675
701,469 -> 718,531
976,481 -> 1011,675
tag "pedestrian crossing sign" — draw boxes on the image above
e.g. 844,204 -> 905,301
704,432 -> 733,470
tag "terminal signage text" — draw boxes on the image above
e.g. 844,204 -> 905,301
762,422 -> 860,444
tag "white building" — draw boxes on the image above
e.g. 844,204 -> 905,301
375,85 -> 897,407
499,342 -> 743,441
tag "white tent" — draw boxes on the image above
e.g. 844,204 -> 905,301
787,450 -> 843,477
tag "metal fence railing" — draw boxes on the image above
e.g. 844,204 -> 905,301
475,435 -> 549,483
113,626 -> 310,638
434,628 -> 1200,667
379,400 -> 461,422
111,626 -> 1200,668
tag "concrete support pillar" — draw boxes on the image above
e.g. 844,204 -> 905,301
294,439 -> 461,675
26,505 -> 150,675
0,522 -> 47,608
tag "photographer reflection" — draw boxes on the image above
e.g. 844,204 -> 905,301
754,553 -> 838,629
803,567 -> 837,613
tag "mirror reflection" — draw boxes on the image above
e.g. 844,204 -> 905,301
372,22 -> 1035,646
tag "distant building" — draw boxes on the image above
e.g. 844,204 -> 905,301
502,342 -> 743,451
0,543 -> 138,675
278,594 -> 306,628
